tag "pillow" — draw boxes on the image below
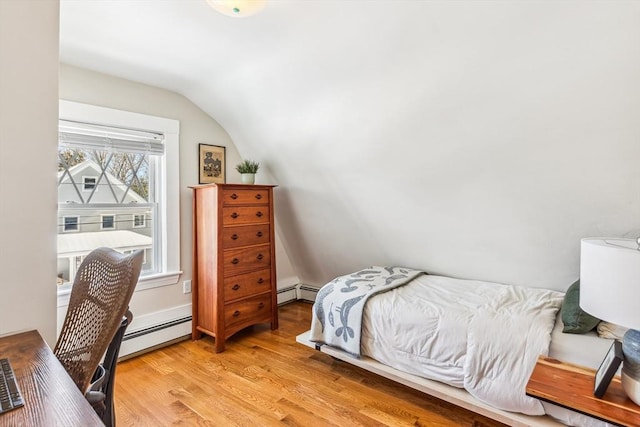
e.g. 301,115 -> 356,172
561,280 -> 601,334
597,321 -> 629,340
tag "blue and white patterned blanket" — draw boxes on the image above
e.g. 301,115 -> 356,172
309,266 -> 424,356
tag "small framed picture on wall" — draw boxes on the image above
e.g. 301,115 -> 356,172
199,144 -> 226,184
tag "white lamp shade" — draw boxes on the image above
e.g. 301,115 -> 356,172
206,0 -> 266,17
580,238 -> 640,330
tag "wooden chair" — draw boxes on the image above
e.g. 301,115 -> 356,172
54,247 -> 143,426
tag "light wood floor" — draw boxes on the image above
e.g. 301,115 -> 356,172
115,301 -> 508,426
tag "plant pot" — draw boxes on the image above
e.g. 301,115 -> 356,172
241,173 -> 255,184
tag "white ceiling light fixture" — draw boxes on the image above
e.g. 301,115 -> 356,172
206,0 -> 267,18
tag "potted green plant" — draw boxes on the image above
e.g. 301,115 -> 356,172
235,159 -> 260,184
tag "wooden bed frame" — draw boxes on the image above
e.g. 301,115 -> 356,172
296,331 -> 563,427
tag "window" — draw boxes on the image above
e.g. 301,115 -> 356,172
63,216 -> 79,232
83,176 -> 97,191
57,101 -> 181,299
133,213 -> 146,228
58,121 -> 159,280
124,249 -> 147,265
101,214 -> 116,230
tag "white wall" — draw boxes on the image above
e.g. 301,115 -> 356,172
57,1 -> 640,295
59,64 -> 299,326
0,0 -> 59,345
197,2 -> 640,292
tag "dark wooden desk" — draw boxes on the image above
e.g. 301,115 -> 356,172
0,330 -> 103,426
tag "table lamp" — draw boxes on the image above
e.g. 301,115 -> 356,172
580,237 -> 640,405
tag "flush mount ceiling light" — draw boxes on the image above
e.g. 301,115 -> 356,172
206,0 -> 266,18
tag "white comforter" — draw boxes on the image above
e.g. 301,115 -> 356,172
361,274 -> 564,415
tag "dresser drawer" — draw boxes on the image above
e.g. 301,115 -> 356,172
222,206 -> 270,226
223,244 -> 271,276
223,269 -> 271,301
222,188 -> 269,206
222,224 -> 270,249
224,294 -> 272,331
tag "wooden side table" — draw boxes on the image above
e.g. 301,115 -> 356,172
526,356 -> 640,427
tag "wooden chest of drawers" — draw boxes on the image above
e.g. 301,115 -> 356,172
190,183 -> 278,352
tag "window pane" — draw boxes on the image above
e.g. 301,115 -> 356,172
58,148 -> 150,204
101,215 -> 115,230
133,214 -> 146,228
83,177 -> 96,191
57,143 -> 158,286
63,216 -> 78,232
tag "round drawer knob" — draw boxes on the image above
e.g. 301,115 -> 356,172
231,234 -> 239,240
233,310 -> 240,317
230,193 -> 238,200
232,284 -> 240,290
256,211 -> 263,218
256,254 -> 263,260
258,302 -> 265,309
256,231 -> 263,238
255,194 -> 262,200
257,278 -> 264,284
231,212 -> 239,219
231,258 -> 239,265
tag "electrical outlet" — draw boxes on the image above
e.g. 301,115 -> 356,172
183,280 -> 192,294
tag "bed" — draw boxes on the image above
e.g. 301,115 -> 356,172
296,266 -> 617,427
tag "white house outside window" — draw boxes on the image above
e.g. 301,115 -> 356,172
57,101 -> 181,300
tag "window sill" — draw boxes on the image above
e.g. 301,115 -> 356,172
56,270 -> 182,308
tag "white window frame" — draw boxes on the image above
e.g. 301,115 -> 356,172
58,100 -> 181,307
133,213 -> 146,229
63,215 -> 79,233
100,214 -> 116,230
82,176 -> 98,192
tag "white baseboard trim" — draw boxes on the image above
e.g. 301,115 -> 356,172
277,286 -> 298,304
297,285 -> 319,302
277,283 -> 319,304
127,303 -> 192,332
120,319 -> 191,358
118,284 -> 319,357
120,303 -> 191,358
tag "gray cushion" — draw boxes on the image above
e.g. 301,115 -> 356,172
561,280 -> 601,334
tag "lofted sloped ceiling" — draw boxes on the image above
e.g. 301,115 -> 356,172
60,1 -> 640,291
